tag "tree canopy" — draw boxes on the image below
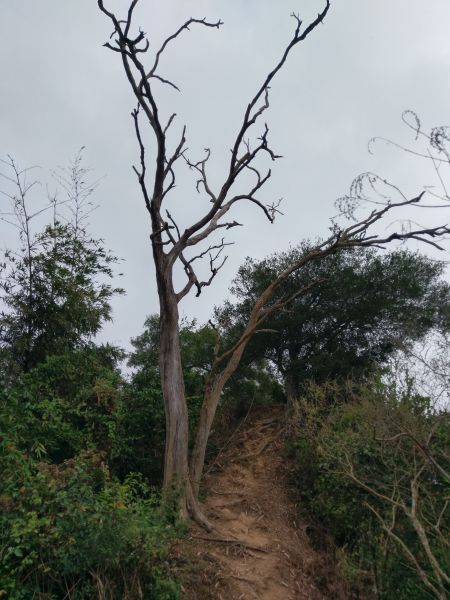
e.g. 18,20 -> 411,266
219,245 -> 450,399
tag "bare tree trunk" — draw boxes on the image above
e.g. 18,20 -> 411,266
285,371 -> 298,414
190,340 -> 249,498
190,382 -> 221,498
157,266 -> 214,529
159,295 -> 190,500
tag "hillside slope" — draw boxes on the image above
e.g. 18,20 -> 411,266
178,406 -> 349,599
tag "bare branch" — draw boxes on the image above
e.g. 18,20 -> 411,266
172,3 -> 331,255
229,2 -> 331,172
147,17 -> 224,81
185,148 -> 216,202
176,239 -> 232,302
163,113 -> 177,135
151,73 -> 180,91
164,126 -> 187,178
376,430 -> 450,482
131,107 -> 152,215
366,502 -> 444,599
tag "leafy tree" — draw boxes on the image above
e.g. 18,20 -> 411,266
1,345 -> 124,465
0,437 -> 180,600
0,153 -> 123,373
0,153 -> 129,469
221,246 -> 450,401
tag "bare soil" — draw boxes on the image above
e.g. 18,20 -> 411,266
177,406 -> 349,599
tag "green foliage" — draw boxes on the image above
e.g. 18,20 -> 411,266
114,384 -> 166,485
288,379 -> 450,599
0,152 -> 124,373
1,221 -> 123,371
0,442 -> 180,600
1,345 -> 124,464
223,245 -> 450,398
0,155 -> 181,598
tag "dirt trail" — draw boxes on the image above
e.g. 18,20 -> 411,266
179,406 -> 344,599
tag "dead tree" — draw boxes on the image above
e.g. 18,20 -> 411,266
98,0 -> 449,525
98,0 -> 332,522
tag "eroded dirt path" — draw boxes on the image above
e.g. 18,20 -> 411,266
179,406 -> 343,599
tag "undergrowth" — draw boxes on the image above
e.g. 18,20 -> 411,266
0,437 -> 182,600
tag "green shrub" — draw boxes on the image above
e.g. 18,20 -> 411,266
1,347 -> 124,465
113,385 -> 166,485
0,441 -> 180,600
288,380 -> 450,599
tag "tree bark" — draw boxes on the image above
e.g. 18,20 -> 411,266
189,333 -> 251,498
154,252 -> 191,515
152,257 -> 214,530
284,371 -> 298,414
159,296 -> 189,497
189,380 -> 221,498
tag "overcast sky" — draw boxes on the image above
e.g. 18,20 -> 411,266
1,0 -> 450,349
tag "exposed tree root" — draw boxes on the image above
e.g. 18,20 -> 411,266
237,436 -> 277,461
186,486 -> 214,532
192,535 -> 270,553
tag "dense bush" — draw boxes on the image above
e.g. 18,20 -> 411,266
288,379 -> 450,599
113,383 -> 166,485
1,346 -> 124,464
0,438 -> 181,599
0,345 -> 179,599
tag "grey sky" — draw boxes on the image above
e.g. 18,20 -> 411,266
1,0 -> 450,349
